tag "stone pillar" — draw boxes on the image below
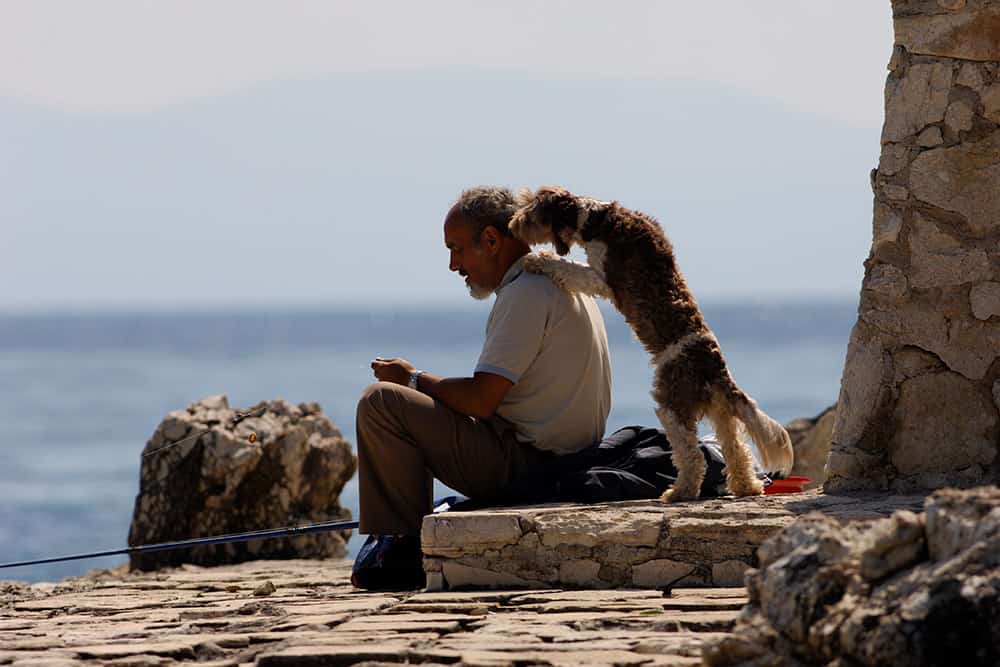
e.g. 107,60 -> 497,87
827,0 -> 1000,493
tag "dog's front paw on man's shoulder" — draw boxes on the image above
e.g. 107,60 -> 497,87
522,251 -> 557,274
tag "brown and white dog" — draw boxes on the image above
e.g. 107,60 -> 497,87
509,185 -> 793,502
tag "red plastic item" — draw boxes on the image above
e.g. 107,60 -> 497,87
765,476 -> 810,494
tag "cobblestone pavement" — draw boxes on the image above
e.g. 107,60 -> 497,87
1,559 -> 746,666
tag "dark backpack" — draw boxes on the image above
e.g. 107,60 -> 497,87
457,425 -> 771,509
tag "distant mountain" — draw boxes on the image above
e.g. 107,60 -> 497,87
0,70 -> 880,309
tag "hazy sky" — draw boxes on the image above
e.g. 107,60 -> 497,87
2,1 -> 894,310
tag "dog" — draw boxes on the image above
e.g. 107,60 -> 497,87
509,185 -> 793,502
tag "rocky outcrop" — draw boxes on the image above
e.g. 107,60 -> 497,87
829,0 -> 1000,492
785,405 -> 836,489
128,396 -> 356,571
703,486 -> 1000,667
420,491 -> 925,591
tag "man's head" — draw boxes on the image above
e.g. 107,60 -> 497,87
444,186 -> 530,300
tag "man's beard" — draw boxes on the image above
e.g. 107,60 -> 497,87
466,280 -> 494,300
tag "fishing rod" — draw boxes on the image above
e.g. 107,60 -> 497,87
142,406 -> 266,457
0,518 -> 359,571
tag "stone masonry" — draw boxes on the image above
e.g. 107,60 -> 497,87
828,0 -> 1000,493
421,492 -> 924,591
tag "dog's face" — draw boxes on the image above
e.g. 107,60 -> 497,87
509,186 -> 581,256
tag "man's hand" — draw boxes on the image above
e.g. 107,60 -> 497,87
369,357 -> 512,419
371,357 -> 417,386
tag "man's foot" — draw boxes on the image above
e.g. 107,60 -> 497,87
350,534 -> 426,591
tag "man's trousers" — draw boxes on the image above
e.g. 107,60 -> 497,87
356,381 -> 550,535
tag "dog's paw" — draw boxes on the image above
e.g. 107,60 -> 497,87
728,476 -> 765,497
660,485 -> 699,503
522,251 -> 557,275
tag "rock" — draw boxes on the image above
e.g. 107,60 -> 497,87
881,62 -> 952,144
944,99 -> 974,134
909,130 -> 1000,236
916,126 -> 943,147
127,396 -> 357,571
894,3 -> 1000,61
889,372 -> 998,480
983,84 -> 1000,123
253,580 -> 277,597
970,281 -> 1000,320
784,405 -> 835,489
703,487 -> 1000,667
907,213 -> 990,289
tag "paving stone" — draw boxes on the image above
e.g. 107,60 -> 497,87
255,644 -> 412,667
1,557 -> 762,666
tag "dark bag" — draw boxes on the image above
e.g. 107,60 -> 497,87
458,425 -> 770,508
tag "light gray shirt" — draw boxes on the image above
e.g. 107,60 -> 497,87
475,256 -> 612,454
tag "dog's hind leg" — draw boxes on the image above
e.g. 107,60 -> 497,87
522,251 -> 613,299
709,393 -> 764,497
657,406 -> 704,502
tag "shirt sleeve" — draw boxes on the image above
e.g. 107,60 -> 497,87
475,280 -> 551,383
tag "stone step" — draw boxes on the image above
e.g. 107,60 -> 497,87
420,490 -> 926,590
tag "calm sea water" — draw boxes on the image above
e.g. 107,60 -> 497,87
0,301 -> 855,583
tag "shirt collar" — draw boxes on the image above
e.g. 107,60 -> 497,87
495,255 -> 527,294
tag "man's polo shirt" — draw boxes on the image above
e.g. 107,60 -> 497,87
475,255 -> 612,454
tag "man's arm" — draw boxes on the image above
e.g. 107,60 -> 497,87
371,357 -> 512,419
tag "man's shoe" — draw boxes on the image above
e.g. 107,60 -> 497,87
351,534 -> 426,591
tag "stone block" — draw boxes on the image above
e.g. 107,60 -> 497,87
889,371 -> 998,478
421,513 -> 523,558
557,559 -> 601,586
882,62 -> 952,143
711,561 -> 750,588
894,5 -> 1000,61
970,282 -> 1000,320
907,213 -> 990,289
632,559 -> 705,588
909,130 -> 1000,236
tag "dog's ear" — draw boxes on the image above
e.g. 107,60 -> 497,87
532,186 -> 579,256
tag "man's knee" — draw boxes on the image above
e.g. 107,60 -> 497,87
357,381 -> 403,425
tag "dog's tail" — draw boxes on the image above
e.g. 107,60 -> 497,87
728,388 -> 794,477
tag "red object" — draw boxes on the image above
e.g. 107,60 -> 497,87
765,476 -> 810,494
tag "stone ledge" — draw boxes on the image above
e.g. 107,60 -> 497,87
421,491 -> 926,590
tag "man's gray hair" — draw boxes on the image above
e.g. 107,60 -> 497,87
455,186 -> 517,239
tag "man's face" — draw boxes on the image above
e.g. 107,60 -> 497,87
444,213 -> 496,300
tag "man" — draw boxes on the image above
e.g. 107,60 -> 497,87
352,186 -> 611,590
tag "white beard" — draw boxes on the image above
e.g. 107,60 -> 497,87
467,281 -> 494,300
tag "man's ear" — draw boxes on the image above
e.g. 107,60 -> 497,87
481,226 -> 502,254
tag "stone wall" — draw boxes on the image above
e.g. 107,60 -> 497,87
828,0 -> 1000,493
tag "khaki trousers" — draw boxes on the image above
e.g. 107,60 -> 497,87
356,381 -> 551,535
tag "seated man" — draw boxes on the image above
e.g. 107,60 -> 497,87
352,186 -> 612,590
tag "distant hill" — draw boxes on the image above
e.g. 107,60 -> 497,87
0,70 -> 879,309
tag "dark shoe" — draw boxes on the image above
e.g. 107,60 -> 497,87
351,534 -> 426,591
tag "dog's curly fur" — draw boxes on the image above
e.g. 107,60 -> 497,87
509,185 -> 794,502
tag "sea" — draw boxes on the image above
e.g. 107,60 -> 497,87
0,301 -> 856,583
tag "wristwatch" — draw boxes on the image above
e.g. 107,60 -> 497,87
408,370 -> 423,390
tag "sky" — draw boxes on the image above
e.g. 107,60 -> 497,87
1,1 -> 894,310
